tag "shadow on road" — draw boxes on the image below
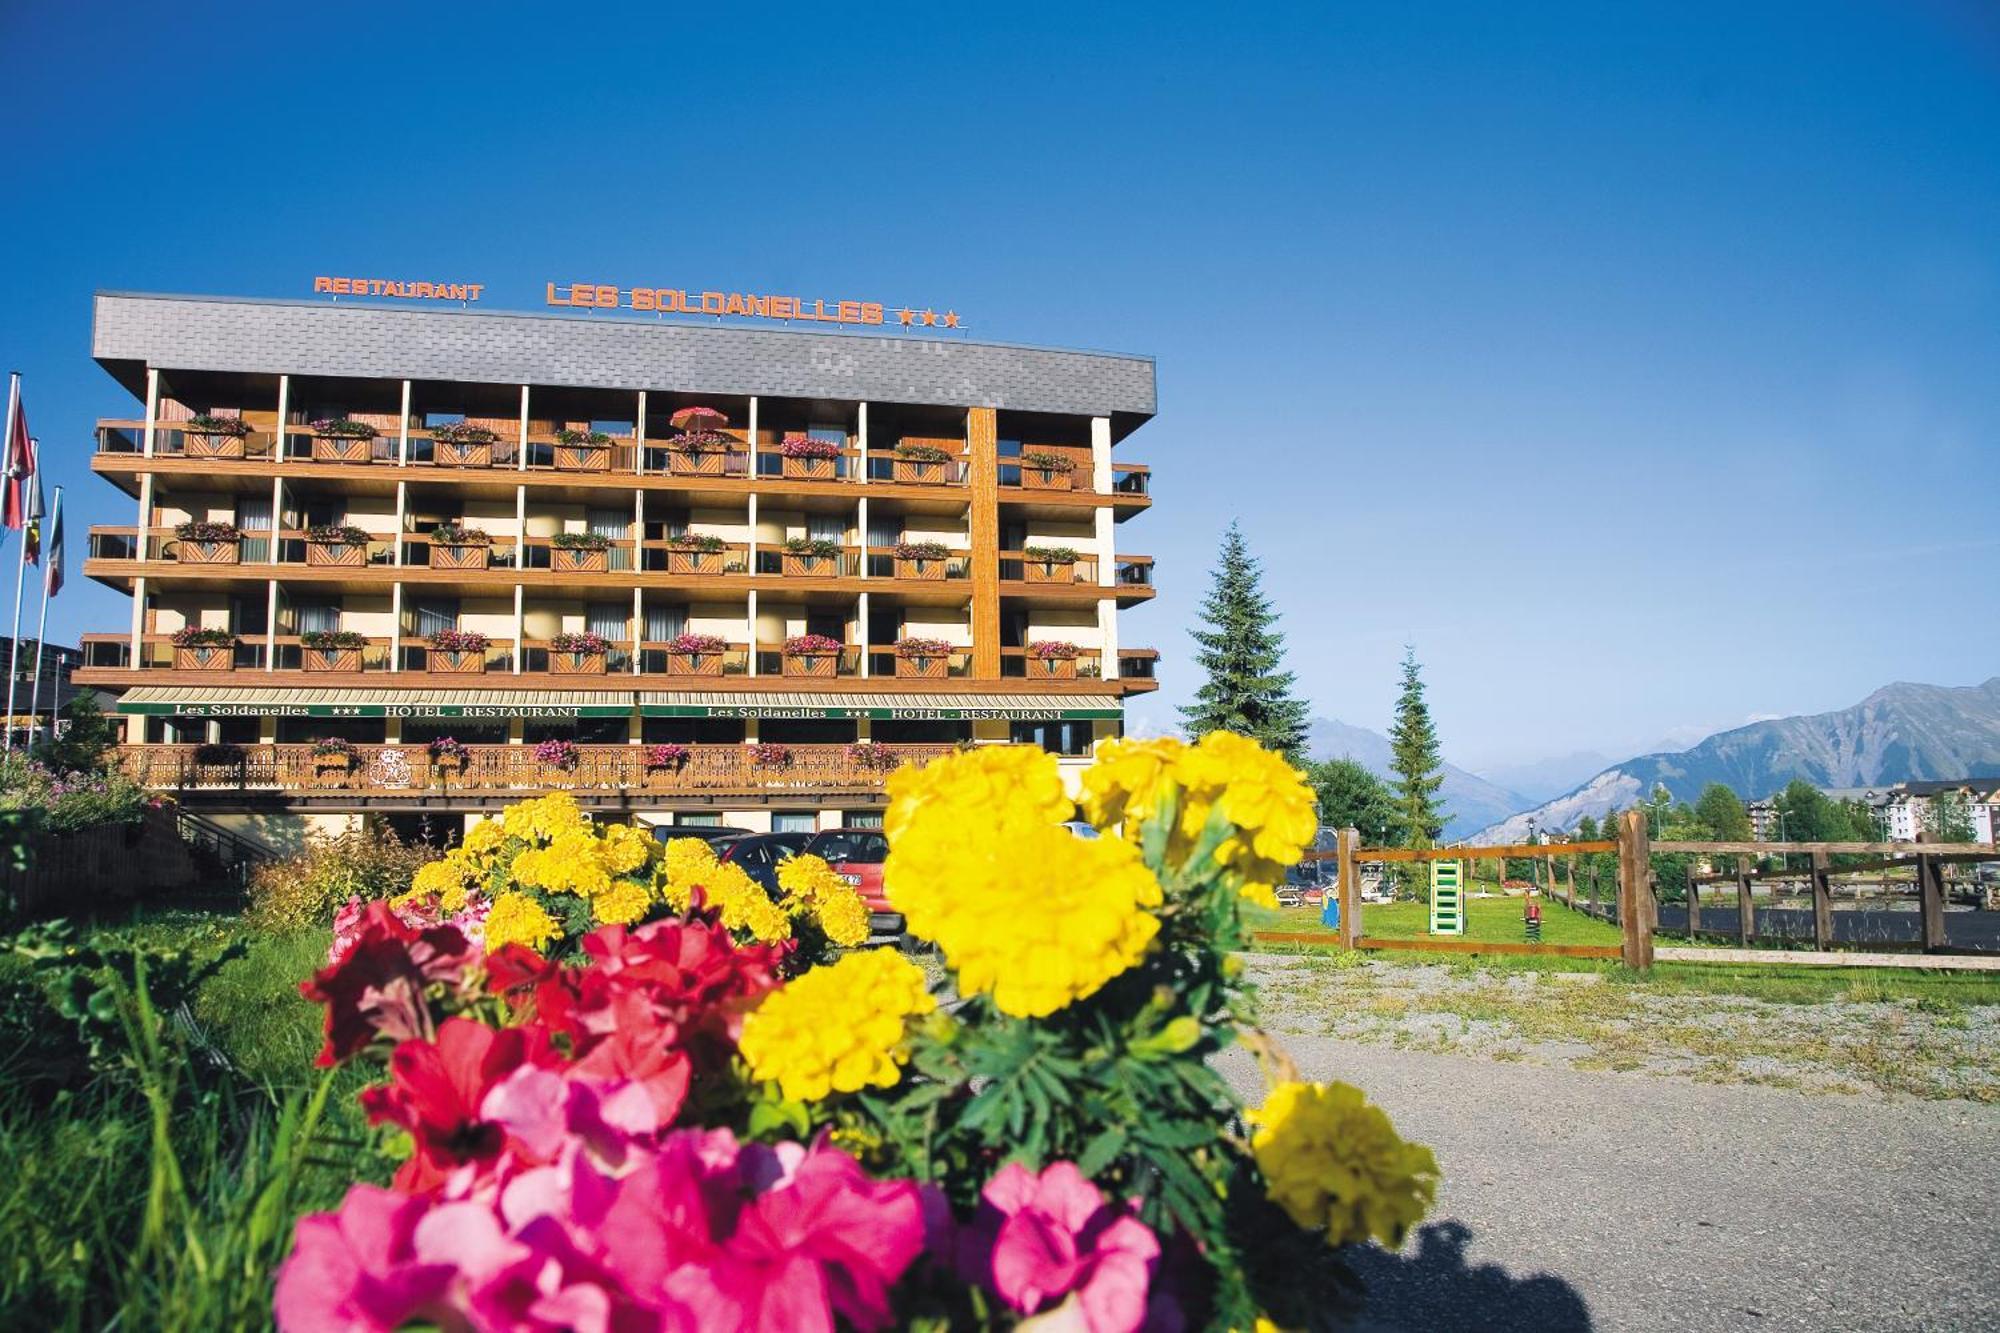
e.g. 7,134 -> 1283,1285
1345,1220 -> 1593,1331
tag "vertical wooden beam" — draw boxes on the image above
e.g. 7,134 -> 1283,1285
1618,809 -> 1654,970
967,407 -> 1000,679
1917,854 -> 1947,952
1336,826 -> 1361,948
1735,854 -> 1754,946
1808,848 -> 1834,950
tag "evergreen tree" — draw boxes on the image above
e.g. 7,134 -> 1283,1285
1180,522 -> 1310,759
1386,647 -> 1446,846
1693,782 -> 1752,841
1306,757 -> 1398,844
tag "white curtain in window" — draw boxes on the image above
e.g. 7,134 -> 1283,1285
296,602 -> 340,634
644,604 -> 686,643
412,599 -> 460,638
586,602 -> 628,642
808,512 -> 845,544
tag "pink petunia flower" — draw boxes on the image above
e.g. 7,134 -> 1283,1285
300,900 -> 477,1067
960,1162 -> 1163,1333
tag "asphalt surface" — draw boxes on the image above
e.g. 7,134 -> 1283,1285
1649,904 -> 2000,951
1216,1037 -> 2000,1331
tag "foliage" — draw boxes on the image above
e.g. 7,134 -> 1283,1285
783,633 -> 843,654
276,736 -> 1432,1331
1923,791 -> 1975,843
427,736 -> 468,759
1387,647 -> 1446,849
749,742 -> 793,767
1024,544 -> 1081,563
1693,782 -> 1753,841
1307,756 -> 1399,845
552,427 -> 612,445
307,418 -> 377,439
895,636 -> 954,658
246,826 -> 442,934
549,530 -> 612,550
895,539 -> 949,560
531,737 -> 581,769
1020,450 -> 1076,472
428,522 -> 491,545
893,441 -> 951,462
0,753 -> 150,834
427,628 -> 489,653
299,629 -> 365,651
1028,638 -> 1081,660
184,414 -> 253,437
782,535 -> 841,558
845,740 -> 900,770
308,737 -> 358,760
664,530 -> 725,552
170,625 -> 236,648
548,631 -> 609,654
669,430 -> 731,453
429,420 -> 497,444
644,742 -> 689,767
779,432 -> 843,458
1180,522 -> 1311,762
665,632 -> 727,654
36,693 -> 121,777
174,519 -> 242,543
303,524 -> 369,546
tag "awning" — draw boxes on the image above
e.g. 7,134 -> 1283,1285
113,686 -> 633,720
638,691 -> 1124,721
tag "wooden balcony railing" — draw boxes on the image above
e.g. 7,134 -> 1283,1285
752,643 -> 865,678
117,742 -> 953,797
999,645 -> 1106,680
863,546 -> 972,580
639,539 -> 752,575
998,550 -> 1101,585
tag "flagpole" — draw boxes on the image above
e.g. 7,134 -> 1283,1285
1,375 -> 21,756
27,487 -> 59,749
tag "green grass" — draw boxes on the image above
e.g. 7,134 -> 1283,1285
1251,893 -> 1624,947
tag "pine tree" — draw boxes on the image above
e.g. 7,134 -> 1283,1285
1387,646 -> 1446,846
1180,522 -> 1310,760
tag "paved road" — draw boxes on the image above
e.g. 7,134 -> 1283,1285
1217,1038 -> 2000,1331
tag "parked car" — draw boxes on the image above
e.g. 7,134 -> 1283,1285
715,831 -> 814,895
801,828 -> 898,937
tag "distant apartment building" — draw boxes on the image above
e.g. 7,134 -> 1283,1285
76,292 -> 1158,843
1749,780 -> 1999,845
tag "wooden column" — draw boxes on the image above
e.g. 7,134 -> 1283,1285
966,407 -> 1000,679
1735,854 -> 1754,946
1336,826 -> 1361,948
1617,809 -> 1655,970
1917,854 -> 1947,952
1808,848 -> 1834,950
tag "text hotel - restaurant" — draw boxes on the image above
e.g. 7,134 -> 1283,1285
77,291 -> 1157,843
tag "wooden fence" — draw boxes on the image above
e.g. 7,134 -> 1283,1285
0,805 -> 202,919
1273,813 -> 1999,970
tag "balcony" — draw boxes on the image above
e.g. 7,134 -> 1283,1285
117,741 -> 957,799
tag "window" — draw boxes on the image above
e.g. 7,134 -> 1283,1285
807,511 -> 845,544
644,604 -> 687,643
675,813 -> 723,828
1011,720 -> 1094,757
807,830 -> 887,863
772,812 -> 818,834
411,598 -> 460,638
238,496 -> 273,562
843,811 -> 885,829
293,601 -> 339,634
586,602 -> 629,642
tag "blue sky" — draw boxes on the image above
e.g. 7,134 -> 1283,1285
2,2 -> 1995,773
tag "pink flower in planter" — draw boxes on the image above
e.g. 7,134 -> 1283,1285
958,1161 -> 1163,1332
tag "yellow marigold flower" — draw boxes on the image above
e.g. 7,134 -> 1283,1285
591,876 -> 653,927
501,791 -> 588,845
1082,732 -> 1317,899
511,829 -> 612,899
811,883 -> 869,947
702,861 -> 793,943
775,853 -> 871,948
599,820 -> 655,875
658,837 -> 719,913
887,746 -> 1162,1018
1246,1080 -> 1439,1249
740,950 -> 936,1101
399,852 -> 481,912
461,817 -> 508,861
483,890 -> 562,954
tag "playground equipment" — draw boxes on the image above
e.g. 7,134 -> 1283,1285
1429,858 -> 1464,935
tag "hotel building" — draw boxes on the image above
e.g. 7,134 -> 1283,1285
77,292 -> 1156,844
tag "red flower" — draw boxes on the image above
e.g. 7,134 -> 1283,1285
360,1018 -> 561,1193
299,900 -> 476,1067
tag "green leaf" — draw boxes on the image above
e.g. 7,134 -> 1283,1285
1076,1126 -> 1128,1177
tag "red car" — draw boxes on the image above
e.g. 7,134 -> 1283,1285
801,829 -> 898,937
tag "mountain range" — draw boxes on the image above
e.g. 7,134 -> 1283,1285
1472,677 -> 2000,843
1306,718 -> 1530,840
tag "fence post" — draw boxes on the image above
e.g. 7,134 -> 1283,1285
1617,809 -> 1654,969
1808,848 -> 1833,950
1916,854 -> 1946,953
1336,826 -> 1361,948
1563,858 -> 1577,908
1686,874 -> 1701,943
1735,854 -> 1754,946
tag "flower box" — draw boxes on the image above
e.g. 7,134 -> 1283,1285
313,435 -> 373,463
666,548 -> 724,575
783,651 -> 838,678
553,547 -> 609,573
303,647 -> 362,673
781,455 -> 837,480
895,555 -> 947,582
1020,465 -> 1074,491
185,430 -> 246,460
428,650 -> 487,675
178,538 -> 240,565
1027,656 -> 1079,680
175,645 -> 235,671
549,651 -> 607,675
431,543 -> 489,571
895,653 -> 949,680
434,439 -> 492,468
1023,557 -> 1076,584
554,442 -> 612,473
891,457 -> 947,484
781,552 -> 837,577
667,652 -> 724,677
307,539 -> 368,567
668,448 -> 728,477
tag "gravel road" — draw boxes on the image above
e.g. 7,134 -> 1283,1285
1216,1037 -> 2000,1331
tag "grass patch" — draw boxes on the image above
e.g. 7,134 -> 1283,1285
1249,895 -> 1623,947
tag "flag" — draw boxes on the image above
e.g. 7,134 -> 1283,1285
0,397 -> 29,532
19,446 -> 41,566
43,489 -> 62,599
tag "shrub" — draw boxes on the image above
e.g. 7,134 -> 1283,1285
0,755 -> 150,834
246,826 -> 440,934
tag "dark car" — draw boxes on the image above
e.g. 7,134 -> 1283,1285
801,829 -> 898,936
652,824 -> 754,848
715,831 -> 814,895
